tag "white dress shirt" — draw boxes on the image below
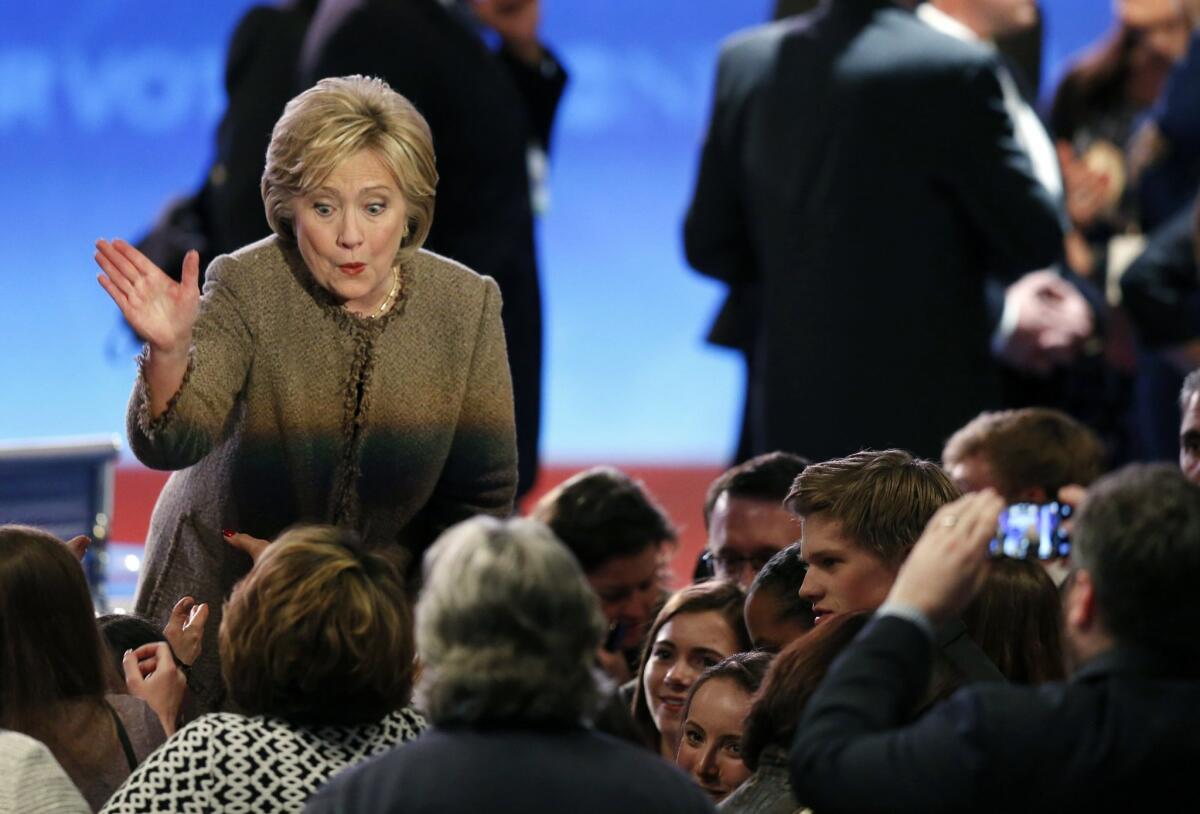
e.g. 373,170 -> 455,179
917,3 -> 1063,201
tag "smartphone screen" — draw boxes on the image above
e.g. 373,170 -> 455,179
989,502 -> 1072,560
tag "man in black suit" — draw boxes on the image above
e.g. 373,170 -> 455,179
790,464 -> 1200,813
301,0 -> 567,497
685,0 -> 1063,463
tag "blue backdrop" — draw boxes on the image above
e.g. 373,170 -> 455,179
0,0 -> 1112,463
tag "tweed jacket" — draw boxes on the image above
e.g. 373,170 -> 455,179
127,236 -> 517,709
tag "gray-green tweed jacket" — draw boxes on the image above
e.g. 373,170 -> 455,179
127,236 -> 517,710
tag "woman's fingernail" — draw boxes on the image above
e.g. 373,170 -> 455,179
222,529 -> 234,538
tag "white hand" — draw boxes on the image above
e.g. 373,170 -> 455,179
95,239 -> 200,356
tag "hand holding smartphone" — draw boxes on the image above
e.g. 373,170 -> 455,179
989,501 -> 1072,560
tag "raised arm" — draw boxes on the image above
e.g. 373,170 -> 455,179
121,253 -> 255,471
95,239 -> 200,418
472,0 -> 568,150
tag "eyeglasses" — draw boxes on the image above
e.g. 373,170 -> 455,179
701,549 -> 776,579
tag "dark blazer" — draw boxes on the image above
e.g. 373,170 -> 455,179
789,615 -> 1200,813
1122,195 -> 1200,351
204,1 -> 319,260
1120,202 -> 1196,460
301,0 -> 567,495
1141,31 -> 1200,231
684,0 -> 1061,462
303,725 -> 717,814
774,0 -> 1045,101
135,1 -> 318,291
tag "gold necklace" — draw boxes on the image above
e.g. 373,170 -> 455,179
365,265 -> 401,320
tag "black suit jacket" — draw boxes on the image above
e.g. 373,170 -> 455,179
205,1 -> 319,259
301,0 -> 567,495
685,0 -> 1061,462
304,726 -> 716,814
790,615 -> 1200,813
1122,201 -> 1200,350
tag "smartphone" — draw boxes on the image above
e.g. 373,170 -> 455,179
602,619 -> 628,654
989,502 -> 1072,560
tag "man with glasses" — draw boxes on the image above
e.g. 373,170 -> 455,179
700,452 -> 809,588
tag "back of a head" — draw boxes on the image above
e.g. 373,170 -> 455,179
96,614 -> 165,691
220,525 -> 414,727
741,611 -> 870,770
785,450 -> 960,564
531,466 -> 676,573
942,408 -> 1106,499
747,543 -> 815,631
0,525 -> 107,734
703,452 -> 811,528
961,560 -> 1065,684
1073,464 -> 1200,663
417,516 -> 606,726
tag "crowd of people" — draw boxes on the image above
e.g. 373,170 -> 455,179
5,388 -> 1200,811
4,0 -> 1200,810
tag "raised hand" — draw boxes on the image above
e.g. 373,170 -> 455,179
164,596 -> 209,667
123,641 -> 187,735
470,0 -> 542,63
223,529 -> 271,564
885,490 -> 1005,626
95,239 -> 200,356
1056,142 -> 1112,230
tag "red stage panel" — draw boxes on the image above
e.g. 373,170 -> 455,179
112,463 -> 722,589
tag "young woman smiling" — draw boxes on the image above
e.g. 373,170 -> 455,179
630,580 -> 750,759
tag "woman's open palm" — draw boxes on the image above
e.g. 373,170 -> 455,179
95,239 -> 200,353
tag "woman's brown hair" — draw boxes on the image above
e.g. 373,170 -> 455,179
630,580 -> 750,745
741,612 -> 869,771
961,559 -> 1066,685
680,649 -> 773,727
220,525 -> 415,726
0,525 -> 112,770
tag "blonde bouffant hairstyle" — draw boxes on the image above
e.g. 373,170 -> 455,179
261,75 -> 438,262
220,525 -> 415,726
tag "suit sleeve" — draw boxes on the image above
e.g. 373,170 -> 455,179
938,56 -> 1064,281
789,615 -> 993,814
683,45 -> 756,289
126,254 -> 254,471
1120,202 -> 1200,348
496,45 -> 568,151
1154,31 -> 1200,156
424,276 -> 518,530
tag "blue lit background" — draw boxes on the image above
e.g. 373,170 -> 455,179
0,0 -> 1111,464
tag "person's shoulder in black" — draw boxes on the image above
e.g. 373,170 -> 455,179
304,725 -> 716,814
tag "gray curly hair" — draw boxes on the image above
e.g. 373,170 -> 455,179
416,516 -> 607,726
